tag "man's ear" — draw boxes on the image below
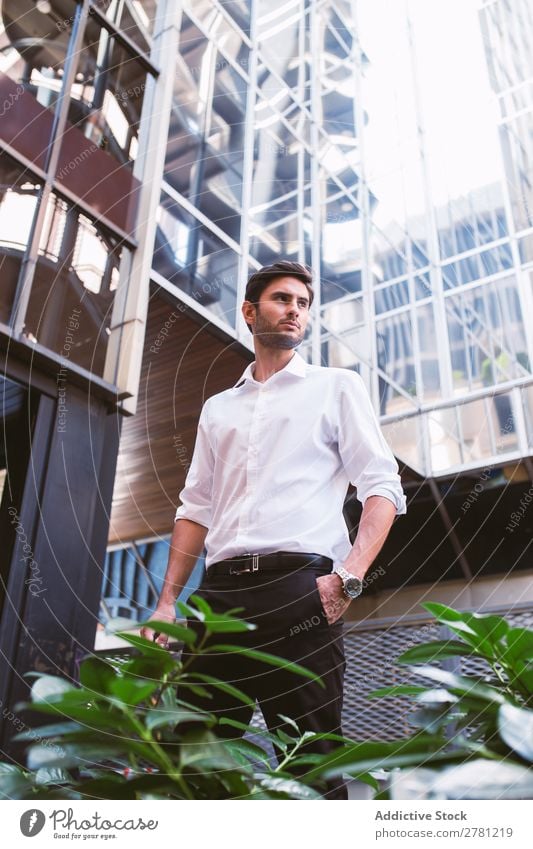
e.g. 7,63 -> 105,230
241,300 -> 256,330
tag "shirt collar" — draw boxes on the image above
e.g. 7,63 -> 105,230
233,351 -> 308,388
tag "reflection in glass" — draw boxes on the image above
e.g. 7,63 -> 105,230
416,302 -> 440,401
0,0 -> 76,157
154,195 -> 238,328
522,385 -> 533,449
376,313 -> 415,411
382,416 -> 422,474
23,194 -> 125,377
96,0 -> 157,54
164,12 -> 247,239
0,154 -> 41,324
184,0 -> 251,36
460,397 -> 492,464
427,408 -> 461,473
446,278 -> 529,394
67,21 -> 149,170
322,297 -> 364,336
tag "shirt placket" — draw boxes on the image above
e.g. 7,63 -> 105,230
236,383 -> 268,546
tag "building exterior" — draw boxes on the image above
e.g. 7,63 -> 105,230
1,0 -> 533,748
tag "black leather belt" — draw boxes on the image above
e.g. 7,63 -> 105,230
208,551 -> 333,577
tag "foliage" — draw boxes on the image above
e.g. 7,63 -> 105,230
0,596 -> 365,800
1,600 -> 532,799
365,602 -> 533,798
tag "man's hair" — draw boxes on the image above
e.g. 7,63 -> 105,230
243,261 -> 313,333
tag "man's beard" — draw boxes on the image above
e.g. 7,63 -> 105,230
253,309 -> 305,349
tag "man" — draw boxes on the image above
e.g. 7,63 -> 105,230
141,260 -> 406,799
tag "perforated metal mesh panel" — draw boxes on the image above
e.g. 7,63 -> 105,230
341,619 -> 441,740
249,607 -> 533,743
341,606 -> 533,741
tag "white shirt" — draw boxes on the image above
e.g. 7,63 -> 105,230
175,352 -> 406,568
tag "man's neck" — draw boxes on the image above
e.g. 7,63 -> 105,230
252,345 -> 296,383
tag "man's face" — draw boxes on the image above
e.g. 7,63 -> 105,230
242,276 -> 310,349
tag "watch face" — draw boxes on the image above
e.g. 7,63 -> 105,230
344,577 -> 363,599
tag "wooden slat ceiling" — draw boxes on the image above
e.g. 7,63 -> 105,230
108,290 -> 251,544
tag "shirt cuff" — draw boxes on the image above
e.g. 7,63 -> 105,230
174,503 -> 211,527
362,488 -> 407,516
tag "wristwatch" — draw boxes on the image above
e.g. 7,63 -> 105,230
332,565 -> 363,600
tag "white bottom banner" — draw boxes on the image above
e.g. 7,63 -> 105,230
3,800 -> 531,848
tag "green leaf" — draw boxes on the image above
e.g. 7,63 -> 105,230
276,714 -> 301,734
222,738 -> 271,767
177,682 -> 212,699
397,640 -> 475,664
145,707 -> 215,730
108,677 -> 159,705
255,775 -> 322,800
14,721 -> 80,741
207,645 -> 323,685
184,672 -> 254,707
140,620 -> 197,646
0,764 -> 35,800
421,603 -> 508,657
79,658 -> 116,695
409,665 -> 507,704
504,629 -> 533,663
25,702 -> 138,735
120,654 -> 176,680
498,702 -> 533,762
275,728 -> 296,746
176,599 -> 205,622
115,632 -> 175,657
179,729 -> 242,771
368,685 -> 428,699
31,676 -> 76,703
415,688 -> 459,706
218,718 -> 288,752
26,740 -> 156,771
304,735 -> 471,782
188,597 -> 257,633
34,767 -> 73,786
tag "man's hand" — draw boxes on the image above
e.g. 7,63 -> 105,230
139,601 -> 177,647
316,573 -> 351,625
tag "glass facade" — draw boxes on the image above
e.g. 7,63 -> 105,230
0,0 -> 157,379
147,0 -> 533,478
3,0 -> 533,474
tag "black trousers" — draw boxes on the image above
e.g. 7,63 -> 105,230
180,561 -> 347,799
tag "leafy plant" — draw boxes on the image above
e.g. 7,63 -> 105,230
363,602 -> 533,798
0,596 -> 370,800
1,600 -> 532,800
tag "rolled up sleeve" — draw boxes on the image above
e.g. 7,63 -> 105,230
174,401 -> 214,528
337,373 -> 407,515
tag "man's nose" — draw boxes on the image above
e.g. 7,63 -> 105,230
287,300 -> 300,316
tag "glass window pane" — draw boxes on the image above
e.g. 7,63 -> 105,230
23,195 -> 127,378
522,385 -> 533,448
417,302 -> 440,401
375,280 -> 409,314
427,408 -> 462,472
376,313 -> 415,400
0,0 -> 77,164
96,0 -> 157,54
382,415 -> 422,472
66,23 -> 150,172
0,154 -> 41,324
460,397 -> 493,464
154,195 -> 238,328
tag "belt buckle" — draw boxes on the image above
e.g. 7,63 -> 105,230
229,553 -> 259,575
